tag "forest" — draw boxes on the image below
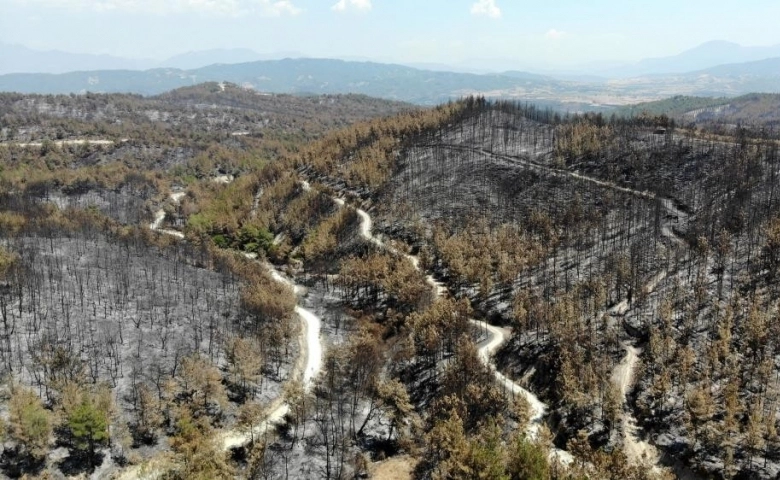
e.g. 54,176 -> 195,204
1,86 -> 780,480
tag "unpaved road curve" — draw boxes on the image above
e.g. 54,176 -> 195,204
612,344 -> 660,467
360,141 -> 694,468
262,263 -> 323,389
352,203 -> 573,464
473,321 -> 547,428
436,144 -> 688,468
471,318 -> 574,464
222,259 -> 323,450
127,192 -> 324,478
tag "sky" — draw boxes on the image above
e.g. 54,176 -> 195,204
3,0 -> 780,70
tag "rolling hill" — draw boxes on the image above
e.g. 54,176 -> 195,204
0,58 -> 567,105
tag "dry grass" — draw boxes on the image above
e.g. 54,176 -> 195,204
369,455 -> 417,480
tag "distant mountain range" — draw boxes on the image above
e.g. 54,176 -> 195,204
0,58 -> 574,105
162,48 -> 306,70
0,43 -> 155,75
1,42 -> 780,106
6,40 -> 780,77
0,44 -> 307,75
593,40 -> 780,77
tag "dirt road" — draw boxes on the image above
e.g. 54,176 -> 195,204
128,190 -> 325,478
353,203 -> 573,464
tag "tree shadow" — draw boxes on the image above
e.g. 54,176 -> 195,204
130,425 -> 160,448
360,435 -> 400,461
224,378 -> 253,405
0,449 -> 46,479
57,450 -> 104,477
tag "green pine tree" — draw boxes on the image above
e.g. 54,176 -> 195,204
68,397 -> 109,464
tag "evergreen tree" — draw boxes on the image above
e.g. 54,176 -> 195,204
67,396 -> 109,464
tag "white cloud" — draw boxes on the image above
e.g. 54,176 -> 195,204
10,0 -> 302,16
260,0 -> 302,16
545,29 -> 566,40
331,0 -> 372,12
470,0 -> 501,19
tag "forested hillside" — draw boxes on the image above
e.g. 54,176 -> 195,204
295,97 -> 780,479
0,86 -> 414,478
2,87 -> 779,479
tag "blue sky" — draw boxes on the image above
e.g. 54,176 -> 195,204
3,0 -> 780,69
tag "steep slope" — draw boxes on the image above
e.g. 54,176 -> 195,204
299,98 -> 780,478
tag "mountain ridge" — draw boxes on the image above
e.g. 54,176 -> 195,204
626,40 -> 780,75
1,53 -> 780,106
0,58 -> 566,105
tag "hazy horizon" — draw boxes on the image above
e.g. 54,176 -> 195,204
4,0 -> 780,72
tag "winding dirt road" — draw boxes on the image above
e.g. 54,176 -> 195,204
133,189 -> 324,477
612,343 -> 661,467
352,202 -> 573,463
145,167 -> 678,473
434,143 -> 692,468
263,264 -> 323,389
222,259 -> 323,450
